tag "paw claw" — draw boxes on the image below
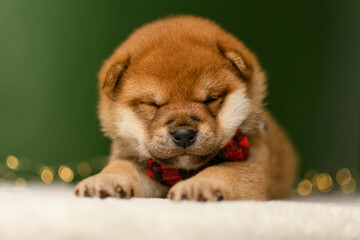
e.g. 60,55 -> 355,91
116,187 -> 127,198
181,194 -> 188,200
99,190 -> 110,199
84,189 -> 91,197
197,193 -> 207,202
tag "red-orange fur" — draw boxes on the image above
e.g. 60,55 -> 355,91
76,16 -> 298,201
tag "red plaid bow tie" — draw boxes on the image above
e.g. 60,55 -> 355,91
147,130 -> 250,187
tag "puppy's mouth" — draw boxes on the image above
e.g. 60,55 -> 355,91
148,152 -> 215,170
146,132 -> 220,170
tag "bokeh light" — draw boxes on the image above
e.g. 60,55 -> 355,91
304,170 -> 317,180
316,173 -> 334,192
15,177 -> 27,187
77,162 -> 92,177
6,155 -> 19,170
40,167 -> 54,183
311,173 -> 319,189
58,165 -> 74,182
341,178 -> 357,194
336,168 -> 352,185
297,179 -> 312,196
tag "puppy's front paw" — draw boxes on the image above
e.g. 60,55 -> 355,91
75,173 -> 136,199
168,178 -> 232,201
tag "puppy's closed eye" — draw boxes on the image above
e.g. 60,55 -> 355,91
203,96 -> 220,105
140,101 -> 161,109
201,95 -> 224,117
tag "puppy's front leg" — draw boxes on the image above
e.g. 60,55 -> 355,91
168,158 -> 269,201
75,160 -> 168,199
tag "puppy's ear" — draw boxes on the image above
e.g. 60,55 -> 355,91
99,55 -> 130,99
217,43 -> 253,81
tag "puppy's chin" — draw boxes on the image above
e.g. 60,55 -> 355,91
153,154 -> 213,170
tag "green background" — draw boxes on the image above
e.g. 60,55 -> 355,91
0,0 -> 359,180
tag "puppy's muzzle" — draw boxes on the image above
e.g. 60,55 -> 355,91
171,128 -> 197,148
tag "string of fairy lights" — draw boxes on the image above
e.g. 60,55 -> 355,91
0,154 -> 358,196
0,155 -> 108,187
296,168 -> 357,196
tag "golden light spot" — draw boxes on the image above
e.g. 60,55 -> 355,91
58,165 -> 65,175
304,170 -> 318,180
336,168 -> 352,185
15,177 -> 27,187
316,173 -> 333,192
297,179 -> 312,196
6,155 -> 19,170
58,165 -> 74,182
341,178 -> 357,194
311,173 -> 319,188
77,162 -> 91,177
40,167 -> 54,183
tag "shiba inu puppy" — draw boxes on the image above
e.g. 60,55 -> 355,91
75,16 -> 298,201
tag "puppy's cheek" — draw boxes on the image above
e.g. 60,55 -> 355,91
145,127 -> 169,145
217,87 -> 250,146
115,107 -> 149,156
144,127 -> 179,158
192,123 -> 219,154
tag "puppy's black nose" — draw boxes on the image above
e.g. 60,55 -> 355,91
171,129 -> 197,148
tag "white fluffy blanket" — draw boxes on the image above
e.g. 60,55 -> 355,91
0,185 -> 359,240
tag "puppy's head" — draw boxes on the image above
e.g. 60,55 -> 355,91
98,16 -> 266,170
